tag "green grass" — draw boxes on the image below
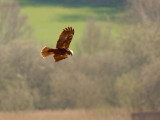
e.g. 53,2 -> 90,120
21,5 -> 122,50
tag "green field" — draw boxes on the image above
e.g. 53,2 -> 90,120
21,5 -> 121,50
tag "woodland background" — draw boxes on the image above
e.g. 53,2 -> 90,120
0,0 -> 160,119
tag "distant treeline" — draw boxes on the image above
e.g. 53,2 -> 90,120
18,0 -> 126,6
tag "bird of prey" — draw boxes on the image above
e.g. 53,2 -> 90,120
41,27 -> 74,62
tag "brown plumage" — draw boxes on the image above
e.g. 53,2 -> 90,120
41,27 -> 74,62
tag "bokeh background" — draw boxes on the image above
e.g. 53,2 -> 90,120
0,0 -> 160,120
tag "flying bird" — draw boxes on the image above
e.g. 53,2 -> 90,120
41,27 -> 74,62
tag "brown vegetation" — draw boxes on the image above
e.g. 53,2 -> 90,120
0,109 -> 131,120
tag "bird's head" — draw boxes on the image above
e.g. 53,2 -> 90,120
67,49 -> 74,56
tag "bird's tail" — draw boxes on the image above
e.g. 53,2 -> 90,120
41,46 -> 55,58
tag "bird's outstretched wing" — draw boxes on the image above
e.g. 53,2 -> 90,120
56,27 -> 74,49
53,54 -> 68,62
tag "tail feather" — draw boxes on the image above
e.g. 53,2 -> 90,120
41,46 -> 54,58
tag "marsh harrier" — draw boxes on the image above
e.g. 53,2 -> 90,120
41,27 -> 74,62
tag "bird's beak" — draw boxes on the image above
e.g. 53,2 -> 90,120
70,50 -> 73,56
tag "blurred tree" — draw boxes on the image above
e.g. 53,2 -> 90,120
77,19 -> 112,55
0,0 -> 32,44
127,0 -> 160,25
0,78 -> 34,111
115,0 -> 160,111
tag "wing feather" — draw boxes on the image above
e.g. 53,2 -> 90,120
53,54 -> 68,62
56,27 -> 74,49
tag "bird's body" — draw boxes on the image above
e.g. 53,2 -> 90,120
41,27 -> 74,62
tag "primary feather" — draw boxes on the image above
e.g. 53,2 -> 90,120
56,27 -> 74,49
